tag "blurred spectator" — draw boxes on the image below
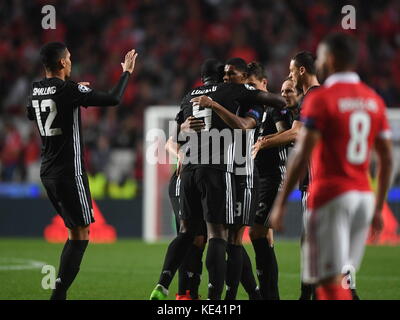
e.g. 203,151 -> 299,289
1,0 -> 399,192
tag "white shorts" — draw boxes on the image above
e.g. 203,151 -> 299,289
301,191 -> 375,284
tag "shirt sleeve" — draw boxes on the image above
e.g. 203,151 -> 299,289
301,91 -> 326,132
26,94 -> 35,121
271,108 -> 285,124
244,105 -> 264,126
67,71 -> 130,107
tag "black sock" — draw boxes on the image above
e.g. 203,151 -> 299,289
299,282 -> 316,300
206,238 -> 227,300
158,232 -> 194,290
187,245 -> 204,299
177,265 -> 189,296
50,239 -> 88,300
351,288 -> 360,300
225,244 -> 243,300
178,244 -> 204,297
251,238 -> 279,300
240,246 -> 262,300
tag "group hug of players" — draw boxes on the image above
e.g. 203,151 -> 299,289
150,32 -> 392,301
29,32 -> 391,301
152,55 -> 316,301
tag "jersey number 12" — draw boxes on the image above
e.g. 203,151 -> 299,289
32,99 -> 62,136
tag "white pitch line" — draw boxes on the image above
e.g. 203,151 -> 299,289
0,258 -> 47,271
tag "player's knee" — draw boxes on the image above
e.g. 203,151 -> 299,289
266,228 -> 274,246
193,235 -> 206,249
228,225 -> 246,245
249,223 -> 268,241
68,225 -> 90,240
207,223 -> 228,241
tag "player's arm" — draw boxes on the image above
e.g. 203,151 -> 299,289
259,120 -> 302,149
371,134 -> 393,239
80,50 -> 138,107
190,96 -> 257,130
252,119 -> 299,158
244,90 -> 286,109
269,127 -> 320,231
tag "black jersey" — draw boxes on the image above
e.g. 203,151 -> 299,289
298,85 -> 320,191
255,107 -> 291,177
177,82 -> 282,173
27,72 -> 130,178
234,104 -> 264,188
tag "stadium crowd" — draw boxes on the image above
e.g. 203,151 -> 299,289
1,0 -> 400,192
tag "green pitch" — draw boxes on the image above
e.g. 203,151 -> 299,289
0,238 -> 399,300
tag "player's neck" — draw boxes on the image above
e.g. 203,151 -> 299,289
45,70 -> 66,81
302,76 -> 319,95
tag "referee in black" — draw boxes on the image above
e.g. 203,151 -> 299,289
27,42 -> 137,300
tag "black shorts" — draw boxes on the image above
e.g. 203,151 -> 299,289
180,167 -> 236,225
169,173 -> 208,237
255,175 -> 282,227
41,174 -> 94,229
234,175 -> 259,226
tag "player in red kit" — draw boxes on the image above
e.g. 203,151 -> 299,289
270,33 -> 393,300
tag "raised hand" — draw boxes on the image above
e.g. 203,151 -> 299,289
121,49 -> 138,74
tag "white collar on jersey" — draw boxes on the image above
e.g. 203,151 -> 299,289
324,72 -> 360,88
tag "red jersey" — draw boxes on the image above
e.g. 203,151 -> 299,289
301,72 -> 391,210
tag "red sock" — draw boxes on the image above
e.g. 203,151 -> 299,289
316,283 -> 352,300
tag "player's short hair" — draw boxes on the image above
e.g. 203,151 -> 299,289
200,58 -> 224,82
40,42 -> 68,72
321,32 -> 358,69
247,61 -> 267,81
225,57 -> 248,74
292,51 -> 316,75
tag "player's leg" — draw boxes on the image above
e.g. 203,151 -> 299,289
225,224 -> 246,300
240,244 -> 262,300
151,217 -> 200,300
206,222 -> 228,300
299,190 -> 316,300
250,176 -> 280,300
169,174 -> 192,299
43,175 -> 94,300
306,194 -> 353,300
249,224 -> 279,300
187,222 -> 208,299
199,168 -> 234,300
151,170 -> 201,300
346,192 -> 375,300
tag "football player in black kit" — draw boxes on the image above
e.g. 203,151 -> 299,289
150,59 -> 285,300
253,51 -> 321,300
27,42 -> 137,300
220,58 -> 264,300
249,69 -> 299,300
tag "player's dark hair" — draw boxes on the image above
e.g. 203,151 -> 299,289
201,58 -> 224,83
321,32 -> 358,70
292,51 -> 316,75
247,61 -> 267,81
225,57 -> 248,74
40,42 -> 68,72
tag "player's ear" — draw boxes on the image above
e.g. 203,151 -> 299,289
299,66 -> 305,76
263,78 -> 268,88
60,57 -> 66,69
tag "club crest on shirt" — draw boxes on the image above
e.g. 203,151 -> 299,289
78,84 -> 92,93
244,84 -> 256,90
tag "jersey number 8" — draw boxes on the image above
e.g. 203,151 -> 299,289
32,99 -> 62,137
347,111 -> 371,164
